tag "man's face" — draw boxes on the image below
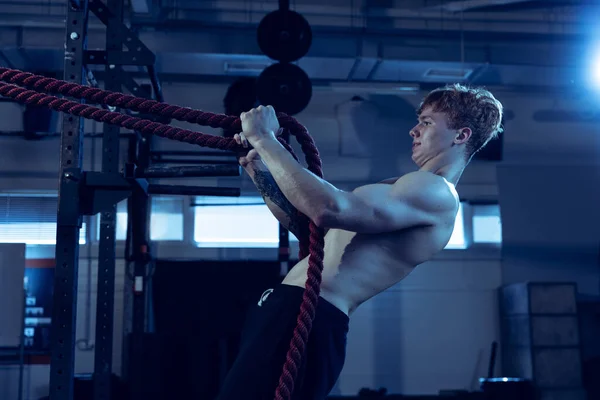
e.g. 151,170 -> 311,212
409,106 -> 456,166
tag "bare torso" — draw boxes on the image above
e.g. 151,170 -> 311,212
282,178 -> 459,316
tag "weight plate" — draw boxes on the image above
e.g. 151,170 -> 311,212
257,63 -> 312,116
257,10 -> 312,63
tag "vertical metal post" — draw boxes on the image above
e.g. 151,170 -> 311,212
93,1 -> 123,399
49,1 -> 89,400
121,137 -> 137,385
129,131 -> 153,400
18,289 -> 26,400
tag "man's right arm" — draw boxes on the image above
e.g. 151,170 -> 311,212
241,159 -> 309,240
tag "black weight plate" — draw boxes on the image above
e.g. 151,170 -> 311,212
257,10 -> 312,63
257,63 -> 312,116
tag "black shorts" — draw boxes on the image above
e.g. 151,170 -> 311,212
216,283 -> 349,400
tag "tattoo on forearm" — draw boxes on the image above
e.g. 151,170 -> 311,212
253,169 -> 308,236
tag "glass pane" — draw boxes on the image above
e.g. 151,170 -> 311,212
194,198 -> 466,249
116,211 -> 128,241
0,222 -> 87,245
0,195 -> 87,244
97,197 -> 184,241
445,202 -> 466,249
472,204 -> 502,243
193,196 -> 299,248
473,216 -> 502,243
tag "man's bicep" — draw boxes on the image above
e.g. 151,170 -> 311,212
368,192 -> 437,232
328,175 -> 452,233
384,175 -> 456,227
321,186 -> 422,233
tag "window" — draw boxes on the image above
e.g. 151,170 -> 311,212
193,196 -> 298,248
472,204 -> 502,244
0,195 -> 87,245
193,197 -> 467,249
96,196 -> 184,241
445,202 -> 467,249
150,196 -> 184,241
113,200 -> 128,241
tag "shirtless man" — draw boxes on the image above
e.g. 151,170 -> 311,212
216,84 -> 503,400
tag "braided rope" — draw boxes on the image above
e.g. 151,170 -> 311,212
0,68 -> 324,399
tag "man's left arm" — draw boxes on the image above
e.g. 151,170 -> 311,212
251,137 -> 347,226
252,138 -> 456,233
322,172 -> 457,233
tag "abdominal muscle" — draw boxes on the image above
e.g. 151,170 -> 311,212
281,221 -> 454,316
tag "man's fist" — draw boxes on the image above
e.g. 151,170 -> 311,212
234,133 -> 261,167
240,105 -> 280,145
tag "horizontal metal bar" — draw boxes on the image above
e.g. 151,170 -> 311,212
0,131 -> 135,139
0,171 -> 57,178
85,49 -> 154,66
84,171 -> 131,190
138,165 -> 240,178
150,150 -> 236,156
151,158 -> 239,165
148,185 -> 240,196
190,202 -> 263,207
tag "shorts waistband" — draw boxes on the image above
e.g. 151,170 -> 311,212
259,283 -> 349,327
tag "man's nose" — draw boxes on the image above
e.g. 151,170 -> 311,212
410,127 -> 419,138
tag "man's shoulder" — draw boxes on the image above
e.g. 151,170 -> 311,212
392,171 -> 458,211
376,171 -> 444,186
393,171 -> 452,192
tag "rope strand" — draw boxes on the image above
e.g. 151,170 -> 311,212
0,68 -> 324,400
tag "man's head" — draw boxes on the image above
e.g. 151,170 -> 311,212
410,84 -> 503,167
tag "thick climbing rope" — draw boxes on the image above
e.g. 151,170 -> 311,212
0,67 -> 324,400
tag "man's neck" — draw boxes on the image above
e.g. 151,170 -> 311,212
419,155 -> 467,186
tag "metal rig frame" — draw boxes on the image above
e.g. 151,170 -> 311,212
50,1 -> 244,399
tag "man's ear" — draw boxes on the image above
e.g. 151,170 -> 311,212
454,127 -> 472,145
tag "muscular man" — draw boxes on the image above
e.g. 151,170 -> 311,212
217,84 -> 503,399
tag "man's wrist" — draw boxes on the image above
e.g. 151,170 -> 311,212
250,134 -> 279,152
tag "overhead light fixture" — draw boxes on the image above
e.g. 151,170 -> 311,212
324,82 -> 419,95
224,62 -> 272,75
424,68 -> 473,80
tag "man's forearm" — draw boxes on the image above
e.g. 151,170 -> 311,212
251,137 -> 344,223
242,160 -> 308,238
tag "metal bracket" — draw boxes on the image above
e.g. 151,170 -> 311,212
125,162 -> 241,178
84,0 -> 163,103
88,0 -> 156,65
84,50 -> 154,67
77,169 -> 242,216
84,55 -> 150,97
79,172 -> 133,216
